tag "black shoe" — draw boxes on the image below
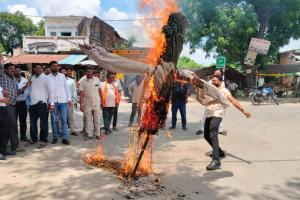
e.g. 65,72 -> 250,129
16,147 -> 26,152
37,142 -> 47,149
169,127 -> 175,130
209,151 -> 226,158
112,127 -> 118,131
84,136 -> 93,141
62,139 -> 70,145
206,160 -> 221,171
0,154 -> 6,160
5,150 -> 16,156
20,137 -> 31,142
182,127 -> 188,131
95,136 -> 101,140
52,139 -> 58,144
70,132 -> 79,136
195,130 -> 203,135
219,131 -> 227,136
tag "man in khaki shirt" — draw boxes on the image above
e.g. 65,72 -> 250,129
79,67 -> 102,140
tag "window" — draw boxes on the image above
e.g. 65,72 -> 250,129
61,32 -> 72,36
50,32 -> 57,36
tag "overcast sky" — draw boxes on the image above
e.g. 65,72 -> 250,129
0,0 -> 299,66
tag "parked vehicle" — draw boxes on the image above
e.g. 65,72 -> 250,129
249,87 -> 279,105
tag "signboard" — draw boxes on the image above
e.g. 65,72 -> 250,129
244,50 -> 258,66
248,38 -> 271,55
23,36 -> 88,53
216,57 -> 226,69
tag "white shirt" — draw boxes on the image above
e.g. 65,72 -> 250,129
206,87 -> 231,118
16,76 -> 28,102
0,86 -> 6,107
48,73 -> 71,105
100,82 -> 115,107
30,73 -> 52,105
66,77 -> 77,102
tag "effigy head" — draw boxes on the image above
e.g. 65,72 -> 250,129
161,12 -> 187,66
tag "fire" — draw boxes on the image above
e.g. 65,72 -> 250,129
121,0 -> 179,177
83,145 -> 104,164
83,0 -> 180,180
139,0 -> 179,65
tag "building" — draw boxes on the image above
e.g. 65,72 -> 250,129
278,49 -> 300,64
23,16 -> 126,54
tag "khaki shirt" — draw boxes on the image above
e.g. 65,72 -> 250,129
206,87 -> 231,118
128,82 -> 143,103
79,77 -> 101,109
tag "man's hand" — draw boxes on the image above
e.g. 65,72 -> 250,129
192,77 -> 203,88
49,105 -> 55,112
26,80 -> 31,88
68,101 -> 72,108
243,111 -> 251,118
74,103 -> 78,109
3,90 -> 9,98
0,98 -> 10,105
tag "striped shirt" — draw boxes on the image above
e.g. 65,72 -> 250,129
0,73 -> 18,105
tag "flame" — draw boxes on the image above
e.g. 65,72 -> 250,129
83,0 -> 180,179
121,0 -> 179,177
83,145 -> 104,164
139,0 -> 179,65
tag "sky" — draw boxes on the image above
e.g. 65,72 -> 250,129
0,0 -> 299,66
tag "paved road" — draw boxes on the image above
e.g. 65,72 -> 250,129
0,100 -> 299,200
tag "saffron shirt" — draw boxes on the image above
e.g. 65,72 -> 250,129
100,82 -> 116,108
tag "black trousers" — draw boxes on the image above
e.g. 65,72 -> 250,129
6,105 -> 19,151
16,100 -> 28,140
112,105 -> 119,128
129,103 -> 141,125
204,117 -> 223,161
29,102 -> 49,143
0,107 -> 8,154
102,107 -> 114,134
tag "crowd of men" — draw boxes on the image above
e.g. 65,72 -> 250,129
0,62 -> 250,171
0,62 -> 133,160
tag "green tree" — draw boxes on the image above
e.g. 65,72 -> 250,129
35,20 -> 45,36
114,36 -> 137,48
177,56 -> 202,68
0,43 -> 4,53
179,0 -> 300,68
0,11 -> 37,54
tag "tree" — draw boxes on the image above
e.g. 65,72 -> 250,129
179,0 -> 300,69
0,12 -> 37,54
35,20 -> 45,36
114,36 -> 137,48
177,56 -> 202,68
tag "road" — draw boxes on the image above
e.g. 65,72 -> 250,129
0,99 -> 299,200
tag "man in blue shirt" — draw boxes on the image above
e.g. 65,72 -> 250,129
169,80 -> 190,131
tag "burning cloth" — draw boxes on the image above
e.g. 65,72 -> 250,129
80,45 -> 228,107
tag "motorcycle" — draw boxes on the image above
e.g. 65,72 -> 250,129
249,87 -> 279,105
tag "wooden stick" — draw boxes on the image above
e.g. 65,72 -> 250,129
130,132 -> 151,179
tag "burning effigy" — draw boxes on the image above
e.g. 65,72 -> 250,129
80,0 -> 228,180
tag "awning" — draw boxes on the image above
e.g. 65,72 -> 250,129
58,55 -> 87,65
78,59 -> 98,66
257,63 -> 300,74
7,54 -> 69,64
